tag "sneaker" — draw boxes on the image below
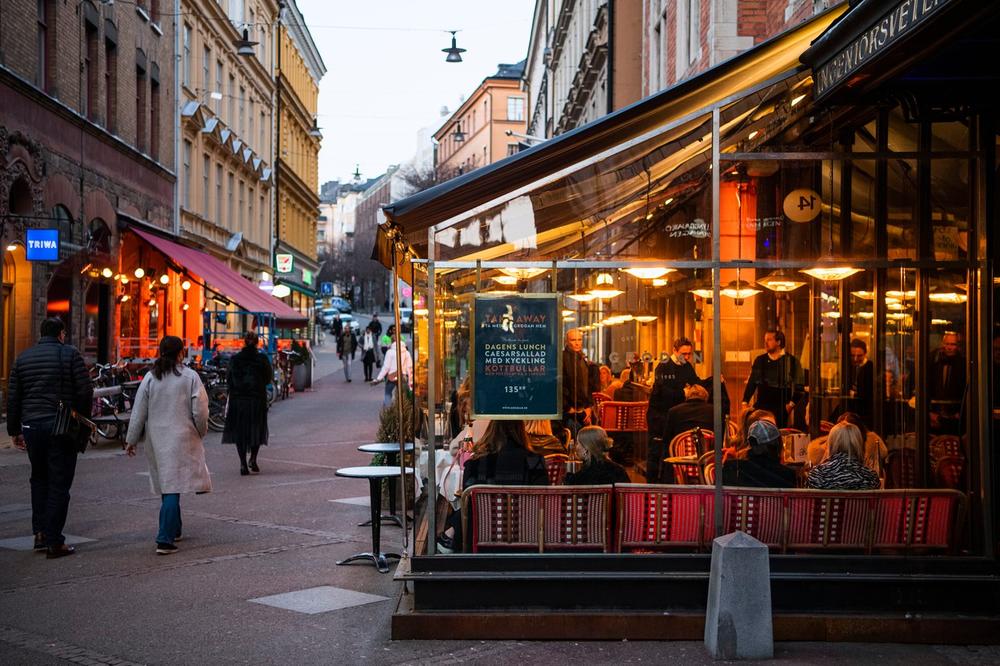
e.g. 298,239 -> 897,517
156,542 -> 178,555
174,534 -> 183,542
435,534 -> 455,554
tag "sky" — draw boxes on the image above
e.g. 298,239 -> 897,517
296,0 -> 537,187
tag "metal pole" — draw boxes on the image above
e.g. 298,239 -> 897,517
711,107 -> 724,537
391,240 -> 408,552
425,229 -> 437,554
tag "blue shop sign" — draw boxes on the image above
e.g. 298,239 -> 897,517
25,229 -> 60,261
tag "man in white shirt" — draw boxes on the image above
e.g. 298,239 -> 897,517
374,330 -> 413,407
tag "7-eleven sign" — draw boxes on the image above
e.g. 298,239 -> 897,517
275,254 -> 294,273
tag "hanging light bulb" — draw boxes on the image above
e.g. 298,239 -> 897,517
587,272 -> 623,299
498,267 -> 547,280
101,267 -> 113,278
720,279 -> 762,306
651,278 -> 668,287
159,274 -> 170,285
757,269 -> 806,292
147,298 -> 156,307
182,303 -> 190,311
622,266 -> 674,280
134,268 -> 145,279
799,266 -> 863,281
119,294 -> 129,303
181,280 -> 192,290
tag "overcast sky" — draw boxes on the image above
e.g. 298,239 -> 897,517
296,0 -> 536,187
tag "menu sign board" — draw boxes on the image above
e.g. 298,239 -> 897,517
471,293 -> 560,419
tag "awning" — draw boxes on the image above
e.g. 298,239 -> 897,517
131,228 -> 308,328
381,5 -> 845,253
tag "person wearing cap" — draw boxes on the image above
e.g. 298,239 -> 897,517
721,420 -> 796,488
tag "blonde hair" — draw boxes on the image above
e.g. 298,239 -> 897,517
576,426 -> 612,463
525,419 -> 554,436
684,384 -> 709,401
827,422 -> 864,461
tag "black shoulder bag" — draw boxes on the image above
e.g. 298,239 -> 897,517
51,346 -> 95,454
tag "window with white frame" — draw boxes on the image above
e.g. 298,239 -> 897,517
182,24 -> 192,87
182,140 -> 192,208
507,97 -> 525,121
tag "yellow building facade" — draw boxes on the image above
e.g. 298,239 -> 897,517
274,0 -> 325,315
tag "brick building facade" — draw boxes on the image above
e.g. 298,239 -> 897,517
1,0 -> 176,385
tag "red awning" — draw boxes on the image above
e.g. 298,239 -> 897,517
131,228 -> 308,328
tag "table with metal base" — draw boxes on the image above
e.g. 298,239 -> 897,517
335,465 -> 413,573
356,442 -> 414,527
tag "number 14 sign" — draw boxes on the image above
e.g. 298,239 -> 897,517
783,188 -> 822,223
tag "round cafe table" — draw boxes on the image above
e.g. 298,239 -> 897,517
356,443 -> 415,527
335,465 -> 413,573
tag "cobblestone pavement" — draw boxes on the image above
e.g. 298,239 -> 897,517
1,328 -> 998,664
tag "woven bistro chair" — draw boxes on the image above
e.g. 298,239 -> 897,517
598,401 -> 648,433
667,428 -> 714,485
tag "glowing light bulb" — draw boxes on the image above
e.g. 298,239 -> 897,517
134,268 -> 145,279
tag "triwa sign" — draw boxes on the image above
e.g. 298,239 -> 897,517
471,293 -> 561,419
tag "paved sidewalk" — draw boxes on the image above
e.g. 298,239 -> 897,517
1,345 -> 998,664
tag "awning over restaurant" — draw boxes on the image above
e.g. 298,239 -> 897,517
381,4 -> 846,256
132,228 -> 308,327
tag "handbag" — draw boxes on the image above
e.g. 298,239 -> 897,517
51,346 -> 95,454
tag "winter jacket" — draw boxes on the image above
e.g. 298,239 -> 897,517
227,347 -> 273,400
6,337 -> 93,435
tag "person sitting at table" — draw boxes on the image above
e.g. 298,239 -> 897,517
721,420 -> 796,488
566,426 -> 630,485
662,384 -> 714,449
436,420 -> 548,553
806,412 -> 887,476
597,365 -> 615,394
724,408 -> 777,462
806,421 -> 881,490
526,419 -> 566,454
613,363 -> 650,402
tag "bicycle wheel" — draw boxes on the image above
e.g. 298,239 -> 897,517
207,385 -> 228,432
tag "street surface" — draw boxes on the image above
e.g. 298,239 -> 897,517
1,318 -> 998,664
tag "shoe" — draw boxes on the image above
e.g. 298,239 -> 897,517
33,533 -> 45,551
46,544 -> 75,559
249,460 -> 260,474
435,534 -> 455,554
240,465 -> 249,476
156,542 -> 178,555
174,534 -> 183,542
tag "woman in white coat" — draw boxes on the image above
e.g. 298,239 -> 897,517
125,336 -> 211,555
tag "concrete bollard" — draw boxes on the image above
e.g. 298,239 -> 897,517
704,530 -> 773,660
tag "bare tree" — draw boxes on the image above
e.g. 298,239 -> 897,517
398,162 -> 439,195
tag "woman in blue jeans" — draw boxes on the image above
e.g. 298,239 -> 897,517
125,336 -> 211,555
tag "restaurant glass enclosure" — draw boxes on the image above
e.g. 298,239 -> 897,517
388,19 -> 995,560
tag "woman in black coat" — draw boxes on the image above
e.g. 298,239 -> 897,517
566,426 -> 630,485
222,332 -> 273,476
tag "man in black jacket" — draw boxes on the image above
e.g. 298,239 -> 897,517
662,384 -> 715,447
742,329 -> 804,429
561,328 -> 595,437
6,318 -> 94,559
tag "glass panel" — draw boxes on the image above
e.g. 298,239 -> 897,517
850,160 -> 876,257
887,159 -> 918,260
887,104 -> 918,152
882,267 -> 917,470
931,119 -> 969,153
930,159 -> 970,262
926,269 -> 968,443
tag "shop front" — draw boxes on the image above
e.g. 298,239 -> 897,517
380,1 -> 1000,641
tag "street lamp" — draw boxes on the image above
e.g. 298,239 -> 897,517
442,30 -> 466,62
309,117 -> 323,139
235,28 -> 259,57
452,123 -> 465,143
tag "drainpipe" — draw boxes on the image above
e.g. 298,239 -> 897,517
606,0 -> 614,115
173,0 -> 181,237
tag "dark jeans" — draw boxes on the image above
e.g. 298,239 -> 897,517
23,420 -> 78,547
157,493 -> 182,545
363,358 -> 375,382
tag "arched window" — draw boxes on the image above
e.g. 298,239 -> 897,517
87,218 -> 112,255
51,205 -> 74,256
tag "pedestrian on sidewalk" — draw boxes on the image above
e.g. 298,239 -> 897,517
5,317 -> 94,559
125,336 -> 211,555
223,332 -> 273,475
375,329 -> 413,408
337,326 -> 358,382
361,328 -> 377,382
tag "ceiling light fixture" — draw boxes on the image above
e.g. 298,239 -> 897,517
492,275 -> 519,286
800,266 -> 863,281
498,267 -> 547,280
720,278 -> 762,306
622,266 -> 675,280
757,269 -> 806,292
587,272 -> 623,299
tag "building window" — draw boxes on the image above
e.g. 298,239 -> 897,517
202,46 -> 211,94
239,85 -> 245,135
104,38 -> 118,132
228,74 -> 235,124
248,101 -> 255,148
228,173 -> 234,226
260,193 -> 266,242
83,20 -> 98,120
150,0 -> 159,23
238,180 -> 245,229
507,97 -> 525,121
685,0 -> 700,66
248,187 -> 254,238
507,143 -> 520,156
202,154 -> 211,217
182,24 -> 192,87
182,140 -> 192,209
215,60 -> 223,113
36,0 -> 54,92
150,77 -> 160,159
216,164 -> 223,223
259,110 -> 265,150
136,66 -> 147,152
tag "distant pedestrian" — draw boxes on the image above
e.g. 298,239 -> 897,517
222,332 -> 273,476
337,326 -> 358,382
125,336 -> 211,555
331,314 -> 343,338
5,317 -> 93,559
367,313 -> 383,338
361,329 -> 377,382
375,329 -> 412,407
